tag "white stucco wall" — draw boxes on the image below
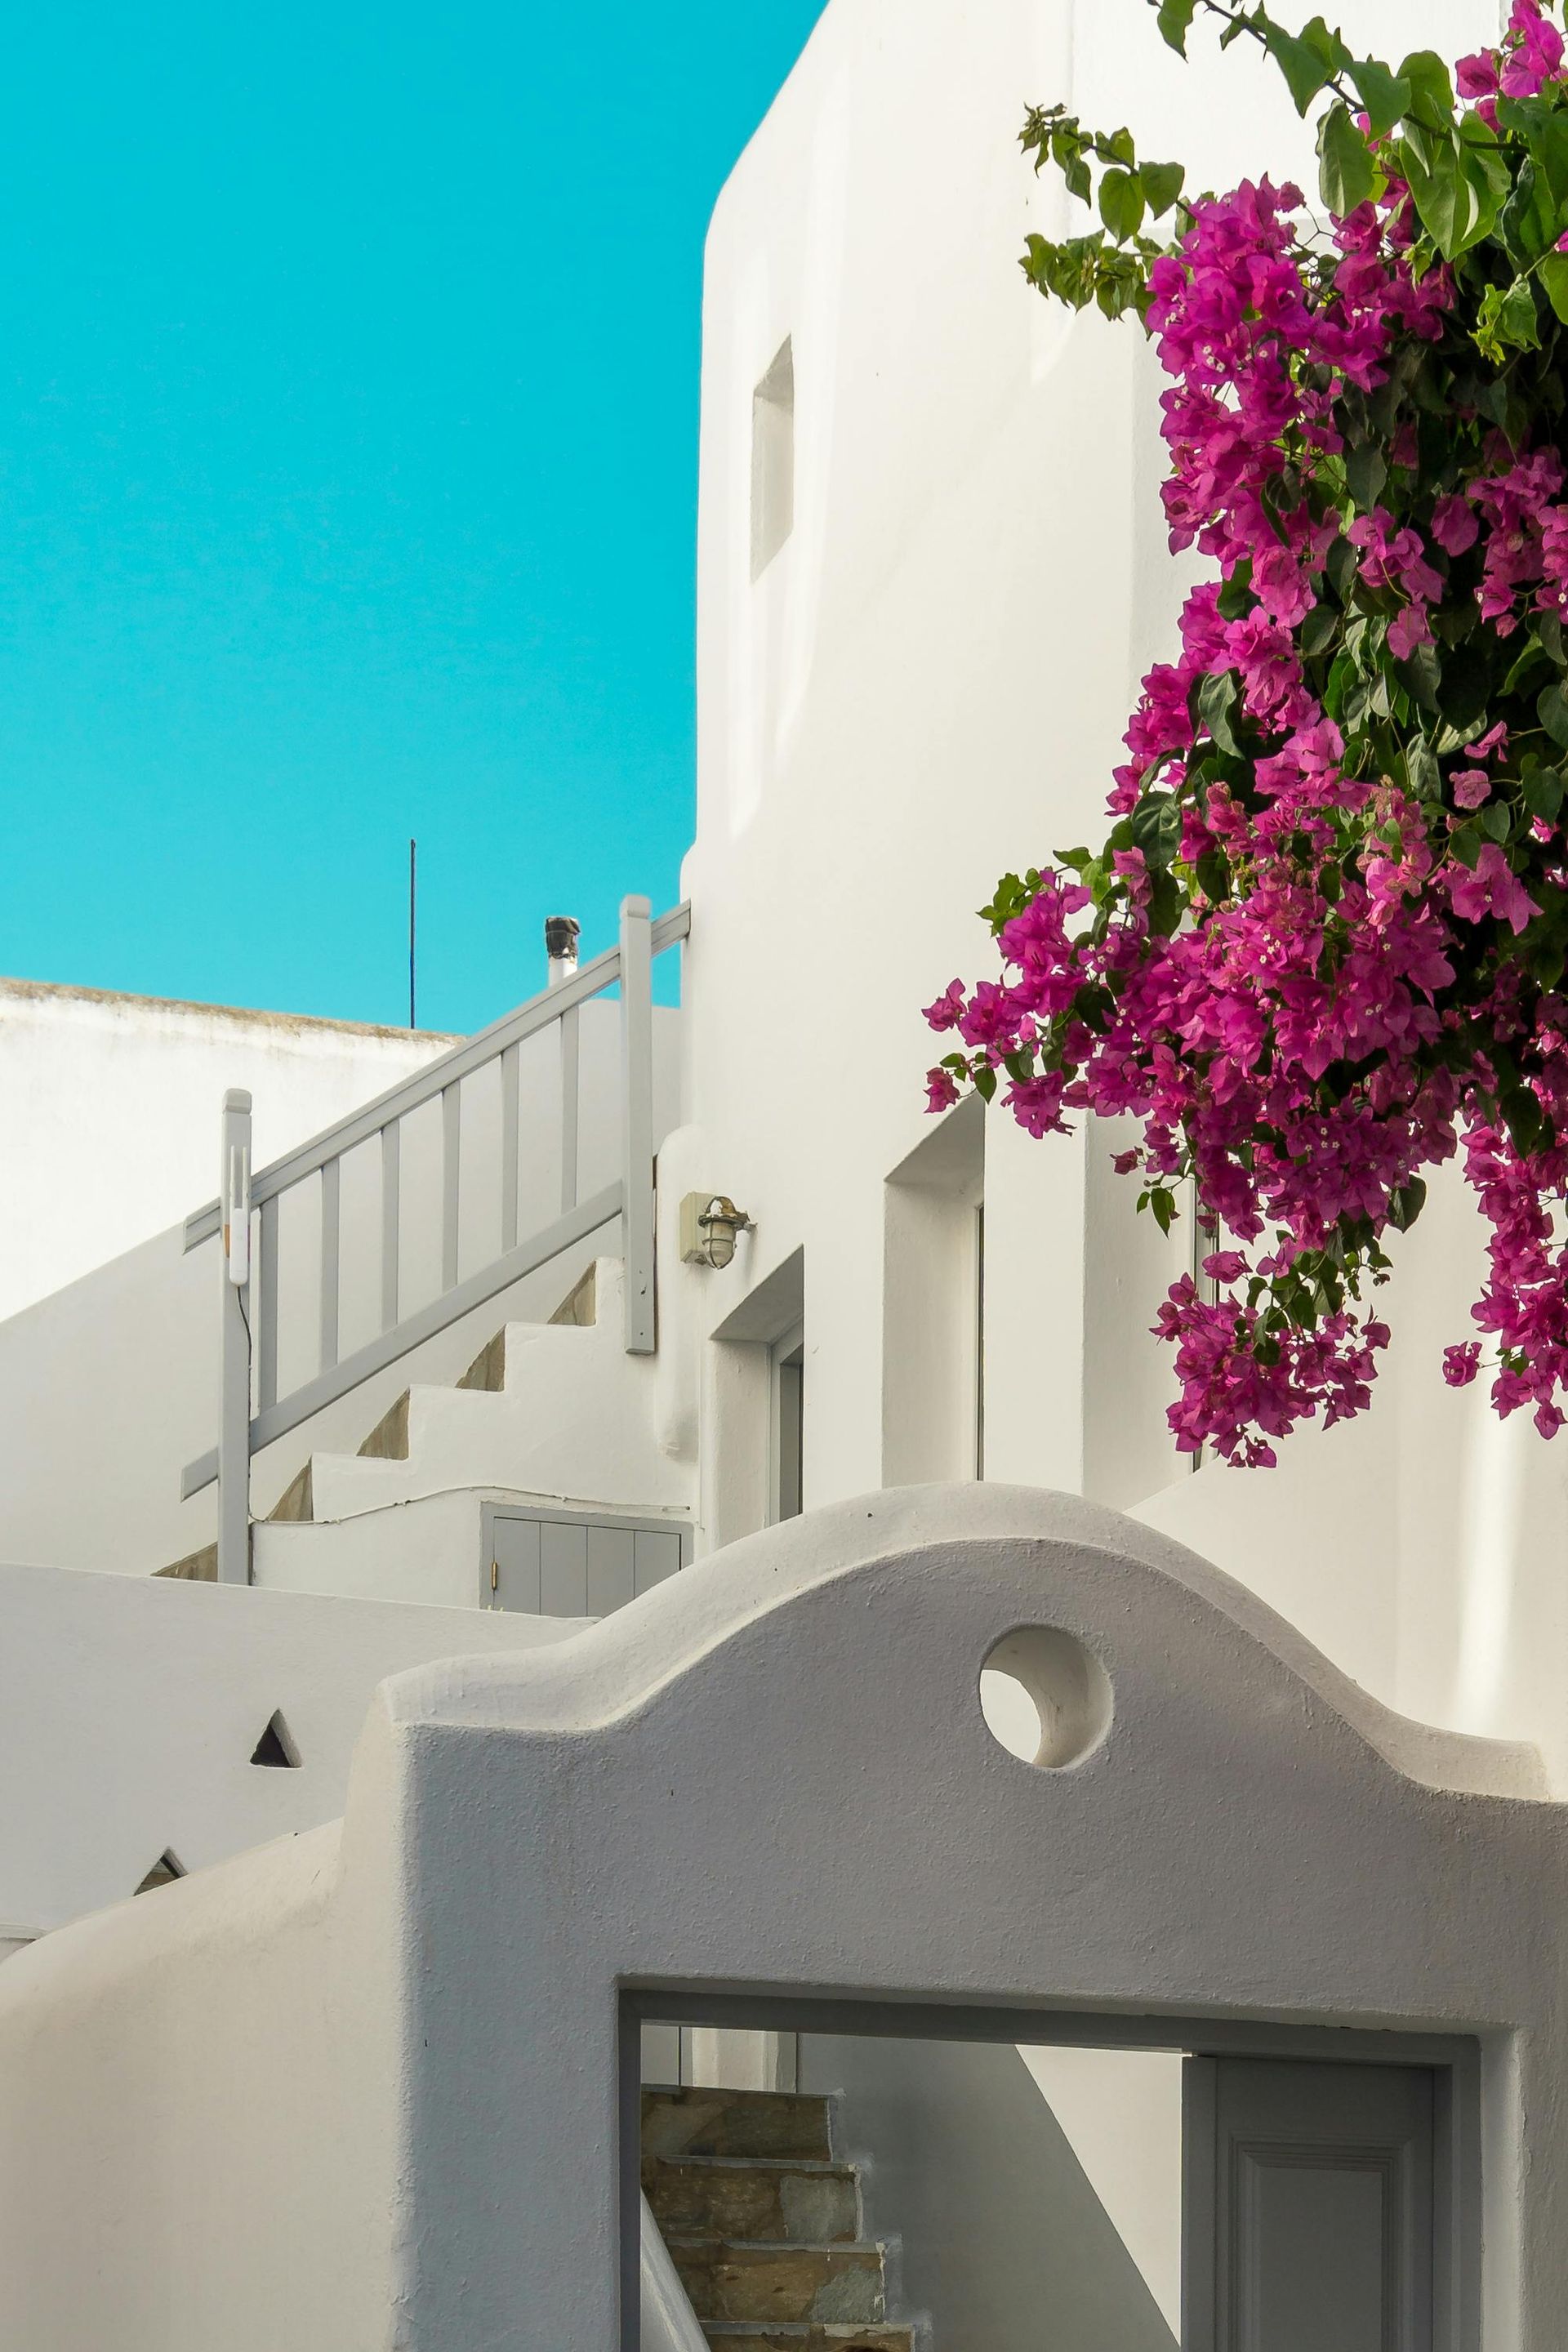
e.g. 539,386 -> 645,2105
0,978 -> 462,1322
0,1489 -> 1557,2349
0,1559 -> 583,1940
661,0 -> 1552,1760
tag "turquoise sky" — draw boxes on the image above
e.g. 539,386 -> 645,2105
0,2 -> 826,1031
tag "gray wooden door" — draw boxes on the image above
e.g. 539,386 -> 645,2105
1183,2057 -> 1434,2351
483,1505 -> 686,1615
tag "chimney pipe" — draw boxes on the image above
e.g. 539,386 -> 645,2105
545,915 -> 581,988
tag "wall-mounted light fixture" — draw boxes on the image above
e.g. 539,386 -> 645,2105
679,1192 -> 755,1271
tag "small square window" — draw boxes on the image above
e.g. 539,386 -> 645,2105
751,337 -> 794,580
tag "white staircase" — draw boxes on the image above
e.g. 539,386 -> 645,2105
234,1255 -> 693,1610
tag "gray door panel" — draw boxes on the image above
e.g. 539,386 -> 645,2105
483,1505 -> 689,1615
489,1514 -> 541,1612
1185,2056 -> 1434,2351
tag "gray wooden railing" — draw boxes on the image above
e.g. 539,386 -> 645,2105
181,894 -> 688,1583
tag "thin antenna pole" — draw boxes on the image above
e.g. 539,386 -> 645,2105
408,838 -> 417,1030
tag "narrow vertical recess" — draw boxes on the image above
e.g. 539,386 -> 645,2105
751,336 -> 795,580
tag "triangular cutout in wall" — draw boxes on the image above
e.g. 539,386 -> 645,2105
249,1710 -> 301,1769
135,1850 -> 185,1895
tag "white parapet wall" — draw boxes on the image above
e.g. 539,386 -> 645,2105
0,1488 -> 1558,2350
0,1558 -> 586,1942
0,977 -> 464,1323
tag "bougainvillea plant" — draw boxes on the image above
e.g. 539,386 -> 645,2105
924,0 -> 1568,1464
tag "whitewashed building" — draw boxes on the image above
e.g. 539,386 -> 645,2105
0,0 -> 1556,2345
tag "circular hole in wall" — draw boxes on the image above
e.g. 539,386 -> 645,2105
979,1627 -> 1113,1769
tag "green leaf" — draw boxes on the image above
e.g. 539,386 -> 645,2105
1481,799 -> 1512,844
1475,277 -> 1542,365
1540,252 -> 1568,326
1503,636 -> 1550,697
1496,94 -> 1568,205
1397,125 -> 1504,259
1216,559 -> 1255,621
1197,669 -> 1241,756
1387,1177 -> 1427,1233
1524,766 -> 1565,819
1156,0 -> 1198,54
1129,792 -> 1184,871
1348,57 -> 1411,136
1150,1187 -> 1178,1236
1502,1083 -> 1546,1156
1098,167 -> 1146,240
1405,730 -> 1441,795
1397,49 -> 1455,131
1299,601 -> 1339,657
1325,531 -> 1358,600
1401,641 -> 1444,716
1262,11 -> 1341,114
1140,158 -> 1185,218
1539,681 -> 1568,748
1499,158 -> 1557,270
1343,436 -> 1387,510
1318,102 -> 1376,215
1436,643 -> 1491,730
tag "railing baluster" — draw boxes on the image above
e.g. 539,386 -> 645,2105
217,1089 -> 253,1586
381,1122 -> 400,1332
501,1042 -> 519,1255
257,1194 -> 279,1413
620,895 -> 655,1353
560,1003 -> 580,1214
320,1157 -> 341,1371
442,1081 -> 461,1292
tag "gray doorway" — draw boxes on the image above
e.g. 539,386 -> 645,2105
1184,2056 -> 1435,2350
624,1992 -> 1471,2352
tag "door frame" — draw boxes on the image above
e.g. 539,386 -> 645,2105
621,1987 -> 1480,2352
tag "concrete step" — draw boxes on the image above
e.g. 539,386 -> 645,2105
642,2087 -> 835,2163
668,2241 -> 885,2328
644,2154 -> 859,2245
294,1260 -> 689,1525
702,2332 -> 912,2352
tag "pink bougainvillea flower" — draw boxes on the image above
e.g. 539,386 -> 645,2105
1430,492 -> 1479,555
1501,0 -> 1565,96
925,44 -> 1568,1463
1447,844 -> 1539,933
1388,604 -> 1432,660
922,979 -> 967,1032
1456,50 -> 1500,98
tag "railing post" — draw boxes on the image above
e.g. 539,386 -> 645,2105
218,1088 -> 253,1584
619,894 -> 655,1353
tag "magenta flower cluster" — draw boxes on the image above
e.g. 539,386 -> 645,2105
928,7 -> 1568,1464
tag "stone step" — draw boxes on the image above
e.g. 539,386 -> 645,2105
644,2154 -> 859,2245
668,2240 -> 884,2328
642,2086 -> 834,2163
701,2325 -> 912,2351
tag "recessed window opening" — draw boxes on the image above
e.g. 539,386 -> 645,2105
751,336 -> 795,580
769,1323 -> 805,1524
883,1097 -> 984,1488
249,1710 -> 301,1769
